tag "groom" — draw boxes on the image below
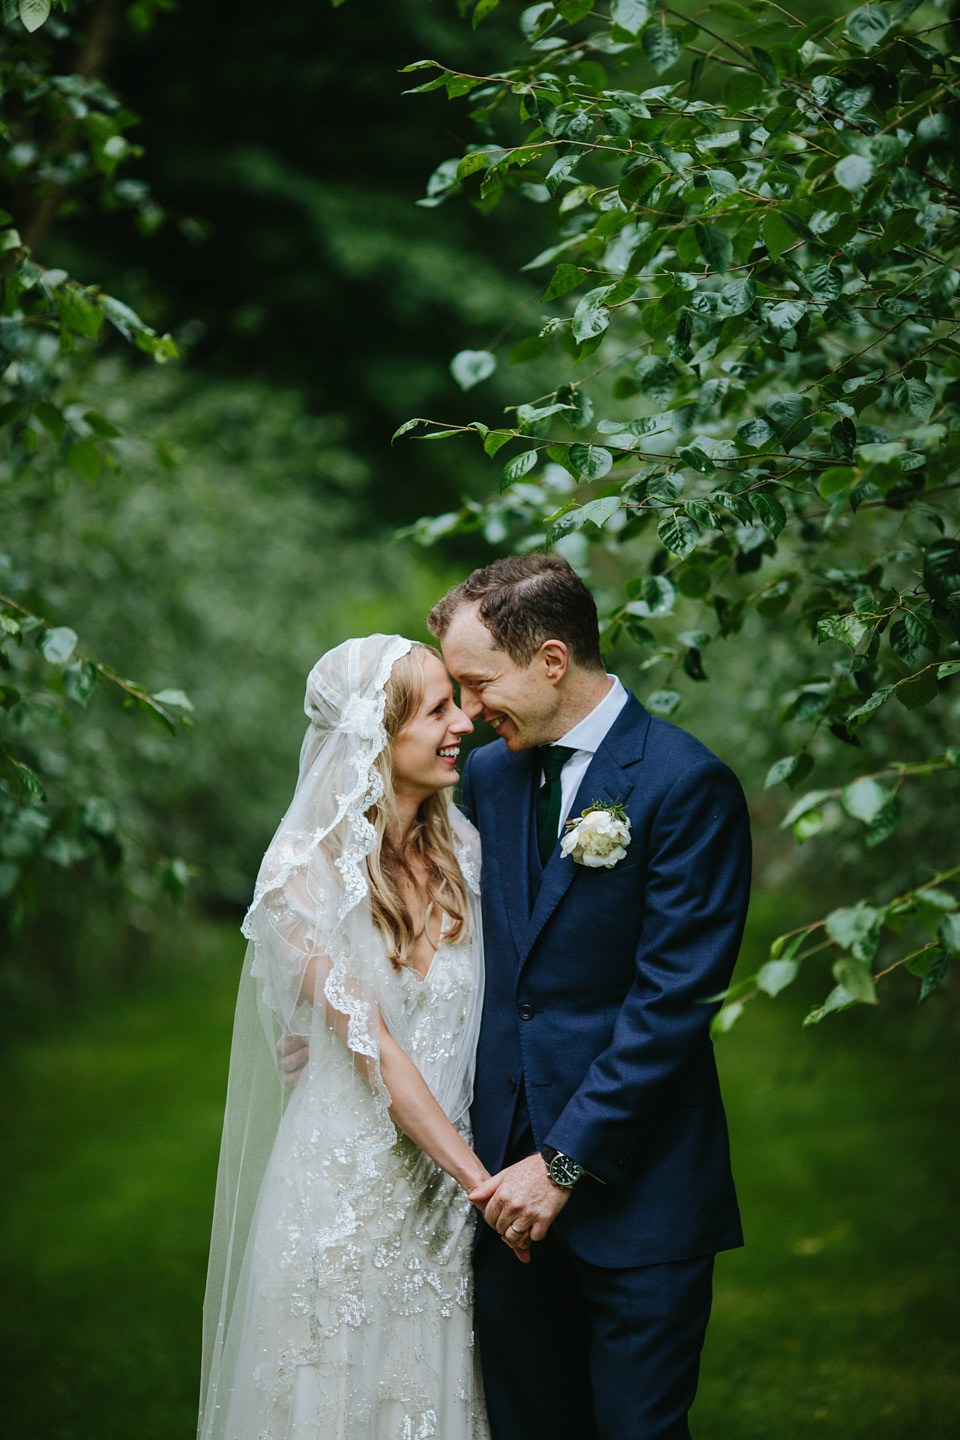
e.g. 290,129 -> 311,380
427,553 -> 751,1440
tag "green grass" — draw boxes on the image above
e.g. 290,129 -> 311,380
0,908 -> 957,1439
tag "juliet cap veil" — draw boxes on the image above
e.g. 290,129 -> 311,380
198,634 -> 483,1440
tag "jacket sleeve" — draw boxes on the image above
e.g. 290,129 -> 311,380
544,757 -> 751,1184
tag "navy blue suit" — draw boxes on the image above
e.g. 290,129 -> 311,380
462,692 -> 751,1439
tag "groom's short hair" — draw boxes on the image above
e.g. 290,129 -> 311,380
428,554 -> 604,671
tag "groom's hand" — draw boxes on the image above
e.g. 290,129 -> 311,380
468,1153 -> 570,1259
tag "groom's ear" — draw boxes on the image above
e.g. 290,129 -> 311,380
539,639 -> 569,685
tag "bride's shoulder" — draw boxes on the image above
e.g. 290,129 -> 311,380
448,808 -> 481,893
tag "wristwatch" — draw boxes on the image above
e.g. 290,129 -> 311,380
540,1144 -> 583,1189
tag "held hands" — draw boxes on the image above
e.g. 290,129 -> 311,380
468,1153 -> 571,1264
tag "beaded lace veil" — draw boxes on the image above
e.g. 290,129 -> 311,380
198,635 -> 483,1439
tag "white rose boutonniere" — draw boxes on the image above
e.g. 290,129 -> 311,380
560,800 -> 631,870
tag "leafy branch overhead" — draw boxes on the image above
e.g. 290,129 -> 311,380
1,0 -> 187,925
398,0 -> 960,1023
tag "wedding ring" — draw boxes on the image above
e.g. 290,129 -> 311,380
507,1222 -> 527,1235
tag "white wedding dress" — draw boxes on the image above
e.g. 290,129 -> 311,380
219,926 -> 488,1440
198,636 -> 490,1440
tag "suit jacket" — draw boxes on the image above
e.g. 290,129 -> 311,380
461,691 -> 750,1268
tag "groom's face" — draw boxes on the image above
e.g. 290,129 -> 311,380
440,604 -> 561,752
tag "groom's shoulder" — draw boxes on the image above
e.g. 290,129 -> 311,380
464,737 -> 513,784
621,693 -> 739,783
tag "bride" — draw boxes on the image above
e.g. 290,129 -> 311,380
198,634 -> 492,1440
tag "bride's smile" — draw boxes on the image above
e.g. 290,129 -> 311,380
391,652 -> 473,811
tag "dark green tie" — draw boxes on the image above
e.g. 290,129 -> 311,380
536,745 -> 577,866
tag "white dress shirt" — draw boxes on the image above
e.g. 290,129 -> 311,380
542,675 -> 629,836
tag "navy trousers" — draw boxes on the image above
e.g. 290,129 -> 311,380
473,1119 -> 715,1440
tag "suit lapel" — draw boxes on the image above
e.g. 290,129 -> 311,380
522,694 -> 648,962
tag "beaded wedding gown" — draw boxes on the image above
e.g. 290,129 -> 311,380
198,636 -> 489,1440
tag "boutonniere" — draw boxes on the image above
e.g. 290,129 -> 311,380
560,800 -> 631,870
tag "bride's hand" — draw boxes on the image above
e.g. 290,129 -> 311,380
276,1032 -> 309,1087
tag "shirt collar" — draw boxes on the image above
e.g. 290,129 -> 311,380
550,674 -> 628,757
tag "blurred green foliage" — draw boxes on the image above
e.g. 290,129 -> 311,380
398,0 -> 960,1022
1,0 -> 528,1007
2,0 -> 958,1034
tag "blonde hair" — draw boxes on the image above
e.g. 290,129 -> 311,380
366,643 -> 469,969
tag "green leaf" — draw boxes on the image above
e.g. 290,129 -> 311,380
818,613 -> 869,649
656,511 -> 700,558
751,492 -> 786,538
33,402 -> 64,439
803,984 -> 855,1026
548,496 -> 622,542
568,443 -> 613,479
57,288 -> 105,340
832,957 -> 878,1005
391,418 -> 427,444
917,113 -> 956,150
711,1000 -> 744,1037
896,669 -> 938,710
626,575 -> 676,617
757,958 -> 800,997
826,901 -> 880,955
737,418 -> 773,448
716,278 -> 756,318
765,393 -> 804,430
695,224 -> 732,272
642,24 -> 683,74
611,0 -> 649,34
559,0 -> 593,19
934,911 -> 960,961
619,162 -> 662,206
894,377 -> 936,422
723,70 -> 765,110
483,429 -> 514,457
780,789 -> 833,829
919,949 -> 949,1002
793,807 -> 824,843
39,626 -> 78,666
545,156 -> 578,197
474,0 -> 503,25
62,661 -> 98,706
923,540 -> 960,602
765,753 -> 812,790
839,777 -> 887,825
543,264 -> 587,302
18,0 -> 50,34
500,448 -> 539,490
450,349 -> 497,391
818,467 -> 855,498
846,685 -> 895,725
704,169 -> 739,196
834,154 -> 874,191
572,288 -> 613,343
456,150 -> 490,183
646,689 -> 681,716
152,688 -> 194,713
68,441 -> 101,483
846,6 -> 891,50
12,761 -> 45,800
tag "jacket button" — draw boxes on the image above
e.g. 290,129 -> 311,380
518,1002 -> 535,1021
507,1077 -> 517,1094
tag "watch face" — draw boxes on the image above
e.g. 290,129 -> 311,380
548,1153 -> 582,1188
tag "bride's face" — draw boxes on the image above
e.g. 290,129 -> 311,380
391,652 -> 473,804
